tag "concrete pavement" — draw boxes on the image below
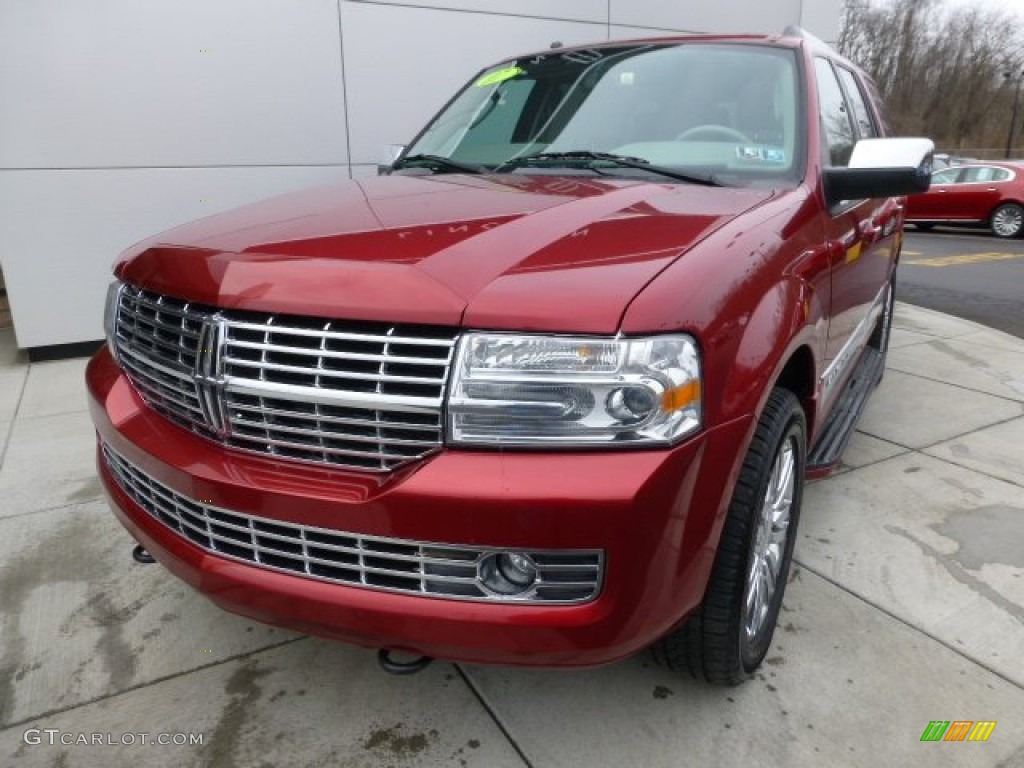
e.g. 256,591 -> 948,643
1,303 -> 1022,767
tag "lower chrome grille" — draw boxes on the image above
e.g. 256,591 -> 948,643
113,284 -> 458,471
102,445 -> 603,604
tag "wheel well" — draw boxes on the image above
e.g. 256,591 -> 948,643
774,346 -> 815,428
991,200 -> 1024,218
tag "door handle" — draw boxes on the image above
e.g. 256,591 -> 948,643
876,216 -> 898,237
861,220 -> 882,243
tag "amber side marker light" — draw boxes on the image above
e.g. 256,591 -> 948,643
662,380 -> 701,412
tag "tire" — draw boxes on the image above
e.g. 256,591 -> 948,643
913,222 -> 935,231
990,203 -> 1024,239
652,388 -> 806,685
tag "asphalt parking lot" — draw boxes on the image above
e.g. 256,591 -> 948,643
1,298 -> 1023,765
899,228 -> 1024,338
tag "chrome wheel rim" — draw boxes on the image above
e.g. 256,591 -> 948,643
993,206 -> 1023,237
743,435 -> 796,640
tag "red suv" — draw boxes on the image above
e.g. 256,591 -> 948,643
87,31 -> 931,684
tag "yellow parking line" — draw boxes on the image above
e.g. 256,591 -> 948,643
903,252 -> 1024,267
901,250 -> 923,256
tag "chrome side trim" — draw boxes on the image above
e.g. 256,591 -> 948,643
820,284 -> 887,400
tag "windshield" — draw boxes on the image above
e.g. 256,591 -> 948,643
404,43 -> 802,185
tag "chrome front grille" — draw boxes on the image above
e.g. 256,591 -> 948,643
113,284 -> 457,471
114,287 -> 211,436
102,445 -> 603,604
221,316 -> 450,468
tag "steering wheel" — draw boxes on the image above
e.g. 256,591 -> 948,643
675,124 -> 752,143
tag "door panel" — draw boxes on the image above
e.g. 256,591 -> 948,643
928,166 -> 1005,221
907,168 -> 959,219
815,58 -> 895,401
822,199 -> 895,381
943,186 -> 998,220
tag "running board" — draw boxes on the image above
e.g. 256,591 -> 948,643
807,347 -> 884,472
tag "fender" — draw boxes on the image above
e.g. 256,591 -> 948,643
618,190 -> 828,619
678,278 -> 820,596
720,277 -> 821,423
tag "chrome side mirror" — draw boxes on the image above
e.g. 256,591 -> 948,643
824,137 -> 935,206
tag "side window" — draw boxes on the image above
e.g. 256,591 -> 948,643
962,167 -> 988,183
963,166 -> 1011,183
836,67 -> 877,139
931,168 -> 960,185
815,58 -> 855,167
860,76 -> 891,135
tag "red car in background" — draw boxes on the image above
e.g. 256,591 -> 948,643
906,161 -> 1024,238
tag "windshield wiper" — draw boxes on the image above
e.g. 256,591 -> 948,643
496,151 -> 724,186
392,154 -> 485,175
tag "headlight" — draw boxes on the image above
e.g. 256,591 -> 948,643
447,333 -> 701,446
103,281 -> 122,362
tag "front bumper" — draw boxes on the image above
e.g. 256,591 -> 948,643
87,348 -> 753,667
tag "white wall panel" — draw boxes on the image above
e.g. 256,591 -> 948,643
0,0 -> 843,348
340,2 -> 606,164
350,0 -> 608,23
610,0 -> 803,34
349,164 -> 381,179
609,25 -> 701,39
0,0 -> 348,169
801,2 -> 843,42
0,166 -> 349,347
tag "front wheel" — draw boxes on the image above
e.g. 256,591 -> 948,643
652,388 -> 806,685
991,203 -> 1024,238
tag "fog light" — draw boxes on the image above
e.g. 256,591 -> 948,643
499,553 -> 537,586
479,552 -> 538,595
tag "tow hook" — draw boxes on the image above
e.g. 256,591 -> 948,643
377,649 -> 433,675
132,544 -> 156,564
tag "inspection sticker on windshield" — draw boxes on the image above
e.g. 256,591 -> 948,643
736,146 -> 786,164
475,66 -> 524,87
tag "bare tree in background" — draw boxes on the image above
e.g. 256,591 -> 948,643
839,0 -> 1024,157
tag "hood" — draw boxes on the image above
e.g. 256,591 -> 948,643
118,173 -> 775,333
